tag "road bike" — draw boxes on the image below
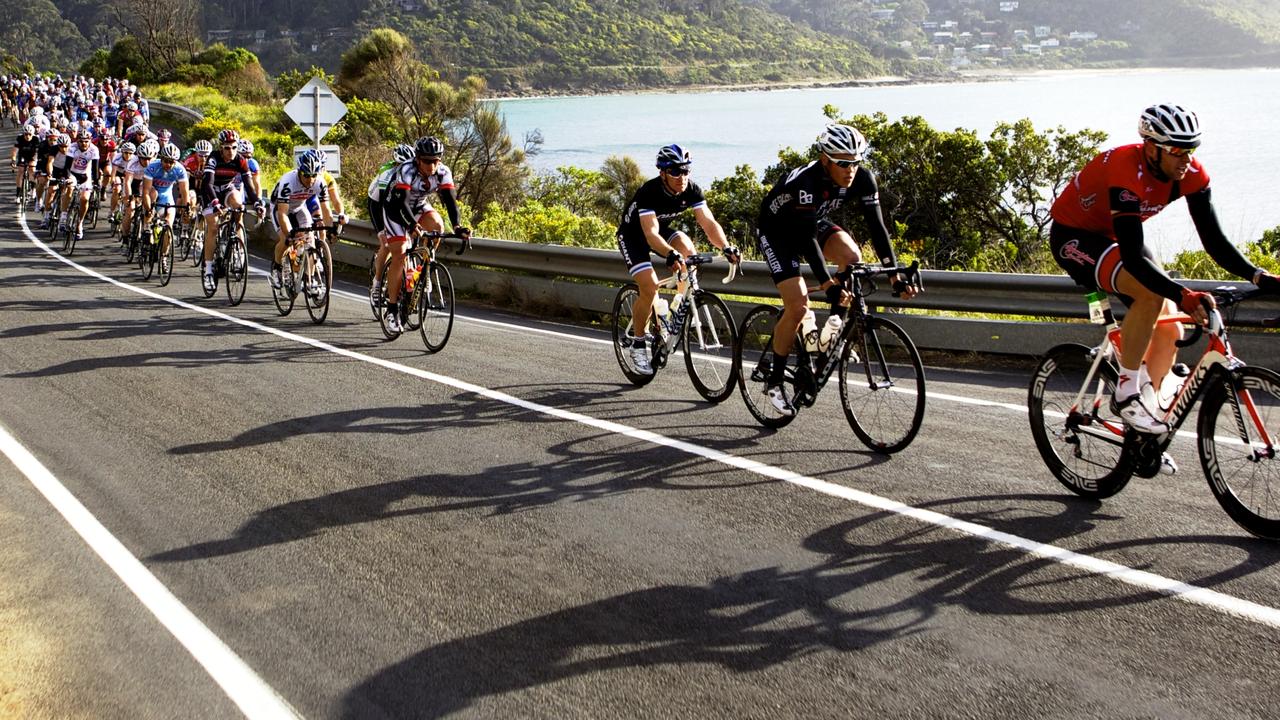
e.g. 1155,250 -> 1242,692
272,224 -> 335,324
734,262 -> 926,454
121,200 -> 146,263
137,203 -> 184,286
43,178 -> 72,242
610,253 -> 741,403
204,208 -> 250,306
85,183 -> 102,230
1028,287 -> 1280,538
59,184 -> 91,256
372,230 -> 468,352
174,203 -> 203,266
12,162 -> 35,213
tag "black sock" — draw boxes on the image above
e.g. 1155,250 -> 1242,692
769,350 -> 788,385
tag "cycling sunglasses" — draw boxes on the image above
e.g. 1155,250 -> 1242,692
1158,144 -> 1195,157
664,166 -> 690,177
825,153 -> 860,169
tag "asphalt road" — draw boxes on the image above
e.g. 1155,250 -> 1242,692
3,143 -> 1280,719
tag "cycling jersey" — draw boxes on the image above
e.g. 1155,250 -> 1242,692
615,176 -> 707,274
66,144 -> 98,177
270,169 -> 328,213
233,157 -> 260,189
143,160 -> 187,205
1050,143 -> 1254,303
373,160 -> 459,235
12,135 -> 39,162
109,150 -> 130,173
200,153 -> 258,206
756,161 -> 895,285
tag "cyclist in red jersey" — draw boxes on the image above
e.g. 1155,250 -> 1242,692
1050,103 -> 1280,437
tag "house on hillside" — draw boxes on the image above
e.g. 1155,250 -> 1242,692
1069,31 -> 1099,42
1034,25 -> 1051,38
999,1 -> 1019,12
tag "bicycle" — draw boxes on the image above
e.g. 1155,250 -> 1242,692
12,162 -> 35,213
373,230 -> 467,351
122,200 -> 146,263
610,253 -> 742,403
43,178 -> 72,242
204,208 -> 250,306
175,203 -> 203,265
85,183 -> 102,230
138,203 -> 184,286
1028,287 -> 1280,538
59,183 -> 91,256
272,224 -> 335,325
733,261 -> 927,454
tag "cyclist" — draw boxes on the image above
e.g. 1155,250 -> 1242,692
615,143 -> 736,375
300,149 -> 347,229
369,136 -> 469,334
63,129 -> 100,242
39,133 -> 73,231
1050,103 -> 1280,435
268,152 -> 334,290
756,123 -> 918,416
367,143 -> 415,302
106,141 -> 135,228
235,138 -> 262,201
141,142 -> 191,267
121,139 -> 158,242
9,124 -> 40,202
182,139 -> 212,211
200,129 -> 262,293
32,129 -> 60,216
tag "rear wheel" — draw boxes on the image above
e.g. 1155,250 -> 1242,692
1198,366 -> 1280,539
225,233 -> 248,306
304,237 -> 333,325
140,226 -> 157,280
611,284 -> 657,387
190,222 -> 206,268
682,291 -> 737,403
417,261 -> 455,353
1028,342 -> 1132,499
734,304 -> 798,429
838,316 -> 926,454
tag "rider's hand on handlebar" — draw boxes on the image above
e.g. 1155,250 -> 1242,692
1179,288 -> 1214,325
666,249 -> 685,272
890,273 -> 919,300
1255,271 -> 1280,295
819,278 -> 852,307
721,244 -> 741,263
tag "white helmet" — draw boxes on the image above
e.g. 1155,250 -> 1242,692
137,139 -> 160,159
159,142 -> 180,161
817,123 -> 869,162
1138,103 -> 1201,149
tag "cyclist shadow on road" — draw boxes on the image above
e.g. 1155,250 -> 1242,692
151,427 -> 771,564
339,492 -> 1280,718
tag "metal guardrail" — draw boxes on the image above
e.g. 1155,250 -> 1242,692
146,100 -> 205,125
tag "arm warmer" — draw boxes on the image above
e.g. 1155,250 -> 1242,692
437,187 -> 460,229
1186,187 -> 1257,281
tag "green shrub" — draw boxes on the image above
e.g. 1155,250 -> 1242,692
476,200 -> 615,248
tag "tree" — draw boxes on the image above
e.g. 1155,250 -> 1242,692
275,65 -> 335,99
595,155 -> 644,221
705,164 -> 767,251
109,0 -> 199,80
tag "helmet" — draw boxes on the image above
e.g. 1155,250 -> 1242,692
158,128 -> 171,141
120,141 -> 136,154
31,106 -> 43,116
21,124 -> 34,135
137,139 -> 159,158
297,152 -> 323,175
194,139 -> 213,156
76,129 -> 92,141
124,101 -> 137,111
236,139 -> 254,156
655,143 -> 691,169
56,133 -> 70,147
217,128 -> 239,145
127,123 -> 146,137
817,124 -> 869,161
393,143 -> 414,163
1139,103 -> 1201,149
159,143 -> 180,161
414,136 -> 444,159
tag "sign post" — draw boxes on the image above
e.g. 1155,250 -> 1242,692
284,77 -> 347,150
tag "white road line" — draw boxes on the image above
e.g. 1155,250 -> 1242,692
15,213 -> 1280,632
0,422 -> 303,720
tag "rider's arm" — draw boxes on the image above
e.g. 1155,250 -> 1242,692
692,205 -> 729,251
200,161 -> 215,206
89,157 -> 99,186
639,213 -> 677,256
854,169 -> 898,268
1110,186 -> 1184,302
1185,187 -> 1259,282
436,186 -> 461,230
141,178 -> 153,212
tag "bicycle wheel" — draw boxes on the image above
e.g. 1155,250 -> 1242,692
271,268 -> 295,315
682,291 -> 737,403
1198,366 -> 1280,538
402,255 -> 426,333
158,225 -> 174,287
190,222 -> 206,268
304,238 -> 333,325
87,196 -> 99,229
141,229 -> 157,280
417,261 -> 455,353
734,304 -> 798,429
610,284 -> 659,387
838,316 -> 926,454
60,219 -> 73,254
1028,342 -> 1132,499
225,234 -> 248,306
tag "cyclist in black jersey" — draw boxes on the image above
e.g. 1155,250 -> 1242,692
756,124 -> 918,416
616,144 -> 737,374
9,124 -> 39,201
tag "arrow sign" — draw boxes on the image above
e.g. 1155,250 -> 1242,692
283,77 -> 347,145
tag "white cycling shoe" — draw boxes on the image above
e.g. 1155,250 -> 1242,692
629,340 -> 654,375
766,384 -> 796,417
1111,391 -> 1170,435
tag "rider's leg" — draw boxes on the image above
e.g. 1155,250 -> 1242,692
1112,269 -> 1179,399
631,268 -> 661,339
669,231 -> 696,297
770,277 -> 810,382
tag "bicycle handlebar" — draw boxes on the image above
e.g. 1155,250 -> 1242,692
413,229 -> 471,256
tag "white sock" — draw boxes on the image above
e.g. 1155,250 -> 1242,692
1117,364 -> 1141,400
204,261 -> 214,274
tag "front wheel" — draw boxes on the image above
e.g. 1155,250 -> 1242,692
417,261 -> 455,353
610,284 -> 657,387
838,316 -> 926,454
1198,366 -> 1280,539
141,228 -> 157,280
734,304 -> 798,429
225,234 -> 248,306
157,225 -> 175,287
304,238 -> 333,325
682,292 -> 737,403
1028,342 -> 1132,499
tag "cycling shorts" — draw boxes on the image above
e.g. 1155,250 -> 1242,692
756,221 -> 843,285
616,227 -> 688,276
271,204 -> 313,234
70,171 -> 93,191
378,205 -> 438,243
129,177 -> 143,197
51,166 -> 68,182
1049,222 -> 1157,308
202,185 -> 244,216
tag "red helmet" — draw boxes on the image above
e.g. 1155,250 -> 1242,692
217,129 -> 239,145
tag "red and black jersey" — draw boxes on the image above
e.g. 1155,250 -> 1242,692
1052,144 -> 1209,237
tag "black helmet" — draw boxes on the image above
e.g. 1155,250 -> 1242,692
415,136 -> 444,160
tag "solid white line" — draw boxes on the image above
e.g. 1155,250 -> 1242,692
16,213 -> 1280,632
0,422 -> 302,720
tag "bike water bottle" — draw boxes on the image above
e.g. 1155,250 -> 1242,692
653,296 -> 670,321
801,310 -> 819,353
819,314 -> 844,352
1086,290 -> 1110,324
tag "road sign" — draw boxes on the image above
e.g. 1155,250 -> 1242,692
283,77 -> 347,145
293,145 -> 342,177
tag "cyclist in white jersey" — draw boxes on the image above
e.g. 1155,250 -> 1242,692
268,153 -> 334,289
62,129 -> 99,241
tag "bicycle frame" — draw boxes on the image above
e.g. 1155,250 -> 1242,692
649,255 -> 739,359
